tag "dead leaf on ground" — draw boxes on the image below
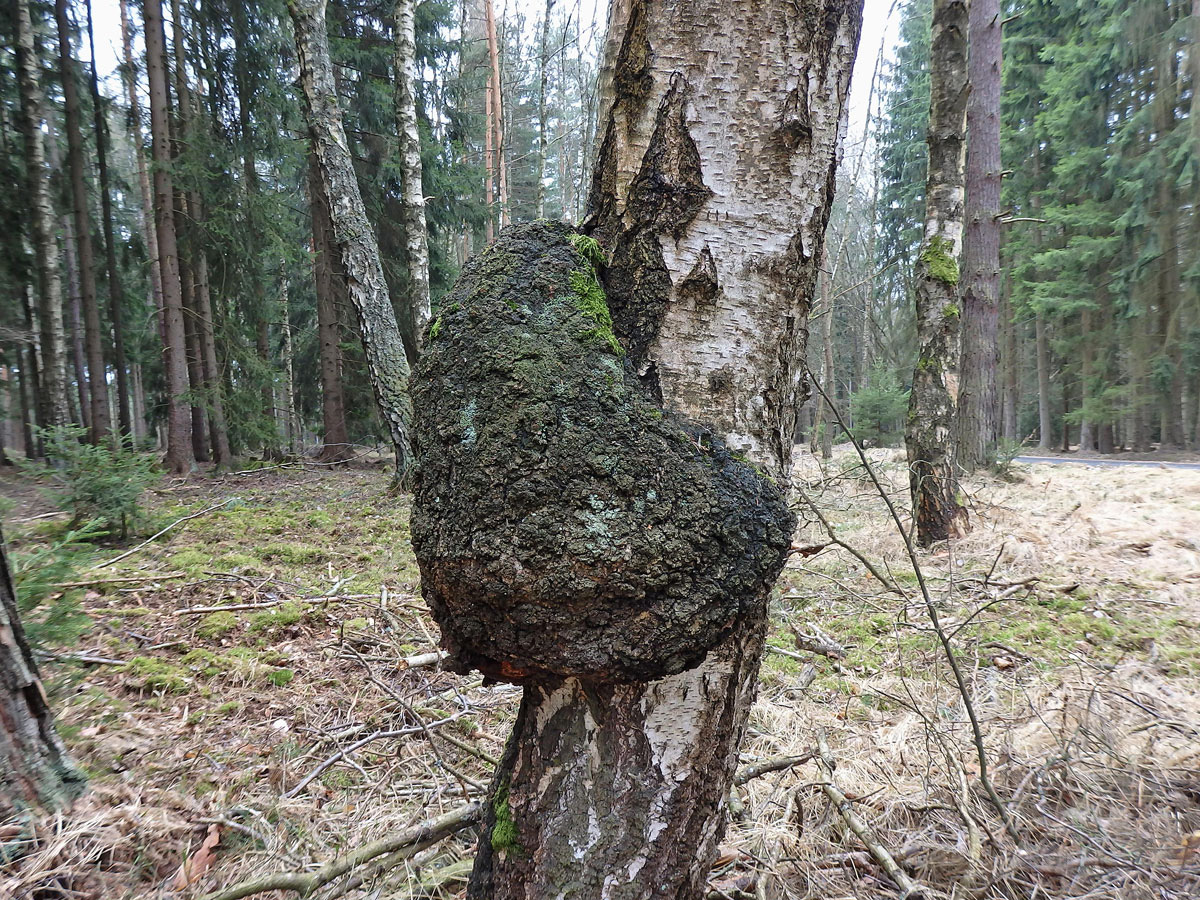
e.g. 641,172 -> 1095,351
170,823 -> 220,889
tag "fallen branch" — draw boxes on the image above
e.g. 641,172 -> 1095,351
92,499 -> 236,570
734,754 -> 813,786
815,731 -> 925,899
199,803 -> 481,900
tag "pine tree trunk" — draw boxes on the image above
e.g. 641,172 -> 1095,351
56,0 -> 111,443
59,196 -> 91,433
144,0 -> 193,474
120,0 -> 166,352
1,528 -> 85,823
957,0 -> 1001,470
1035,310 -> 1052,449
308,152 -> 352,463
289,0 -> 415,483
1077,310 -> 1094,452
18,286 -> 43,457
1001,283 -> 1018,442
85,0 -> 131,438
906,0 -> 969,546
467,3 -> 862,897
393,0 -> 431,355
13,0 -> 69,431
169,0 -> 231,466
179,241 -> 210,463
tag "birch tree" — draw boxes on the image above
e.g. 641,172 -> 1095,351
393,0 -> 431,354
453,1 -> 864,894
905,0 -> 969,546
289,0 -> 415,482
12,0 -> 69,432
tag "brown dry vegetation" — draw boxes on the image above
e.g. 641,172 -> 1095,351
2,450 -> 1199,899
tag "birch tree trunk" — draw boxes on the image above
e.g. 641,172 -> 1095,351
85,0 -> 132,438
1,528 -> 85,823
957,0 -> 1001,469
485,0 -> 507,228
393,0 -> 431,354
144,0 -> 193,474
289,0 -> 415,483
13,0 -> 69,431
905,0 -> 969,547
467,3 -> 863,896
534,0 -> 554,219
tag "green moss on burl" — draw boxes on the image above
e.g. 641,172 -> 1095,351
571,268 -> 623,356
568,232 -> 608,270
491,778 -> 522,854
920,235 -> 960,286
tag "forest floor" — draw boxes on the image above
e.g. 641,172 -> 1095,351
2,449 -> 1199,899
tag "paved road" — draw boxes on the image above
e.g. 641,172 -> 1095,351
1014,455 -> 1200,471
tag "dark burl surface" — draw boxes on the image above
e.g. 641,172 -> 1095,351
410,222 -> 795,683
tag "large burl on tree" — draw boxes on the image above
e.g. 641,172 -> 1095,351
410,222 -> 795,684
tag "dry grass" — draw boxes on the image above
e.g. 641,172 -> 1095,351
2,452 -> 1199,899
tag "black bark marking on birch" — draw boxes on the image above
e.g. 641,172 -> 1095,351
410,223 -> 794,685
588,79 -> 713,387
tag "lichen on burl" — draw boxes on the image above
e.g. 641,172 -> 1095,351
410,222 -> 795,684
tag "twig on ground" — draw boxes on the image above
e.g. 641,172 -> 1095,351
92,499 -> 236,570
199,803 -> 481,900
814,731 -> 925,899
283,713 -> 466,799
733,754 -> 814,786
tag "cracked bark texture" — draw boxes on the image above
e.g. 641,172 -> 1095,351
457,3 -> 863,897
290,0 -> 414,480
1,528 -> 85,827
905,0 -> 969,547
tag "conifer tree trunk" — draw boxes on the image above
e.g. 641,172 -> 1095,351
13,0 -> 69,431
280,277 -> 297,454
466,3 -> 862,896
121,0 -> 166,357
56,0 -> 111,443
1001,285 -> 1018,442
1035,311 -> 1052,449
307,153 -> 351,463
169,0 -> 231,465
85,0 -> 131,438
393,0 -> 431,354
957,0 -> 1001,469
289,0 -> 415,483
144,0 -> 193,473
906,0 -> 969,546
1,528 -> 85,822
57,192 -> 91,432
